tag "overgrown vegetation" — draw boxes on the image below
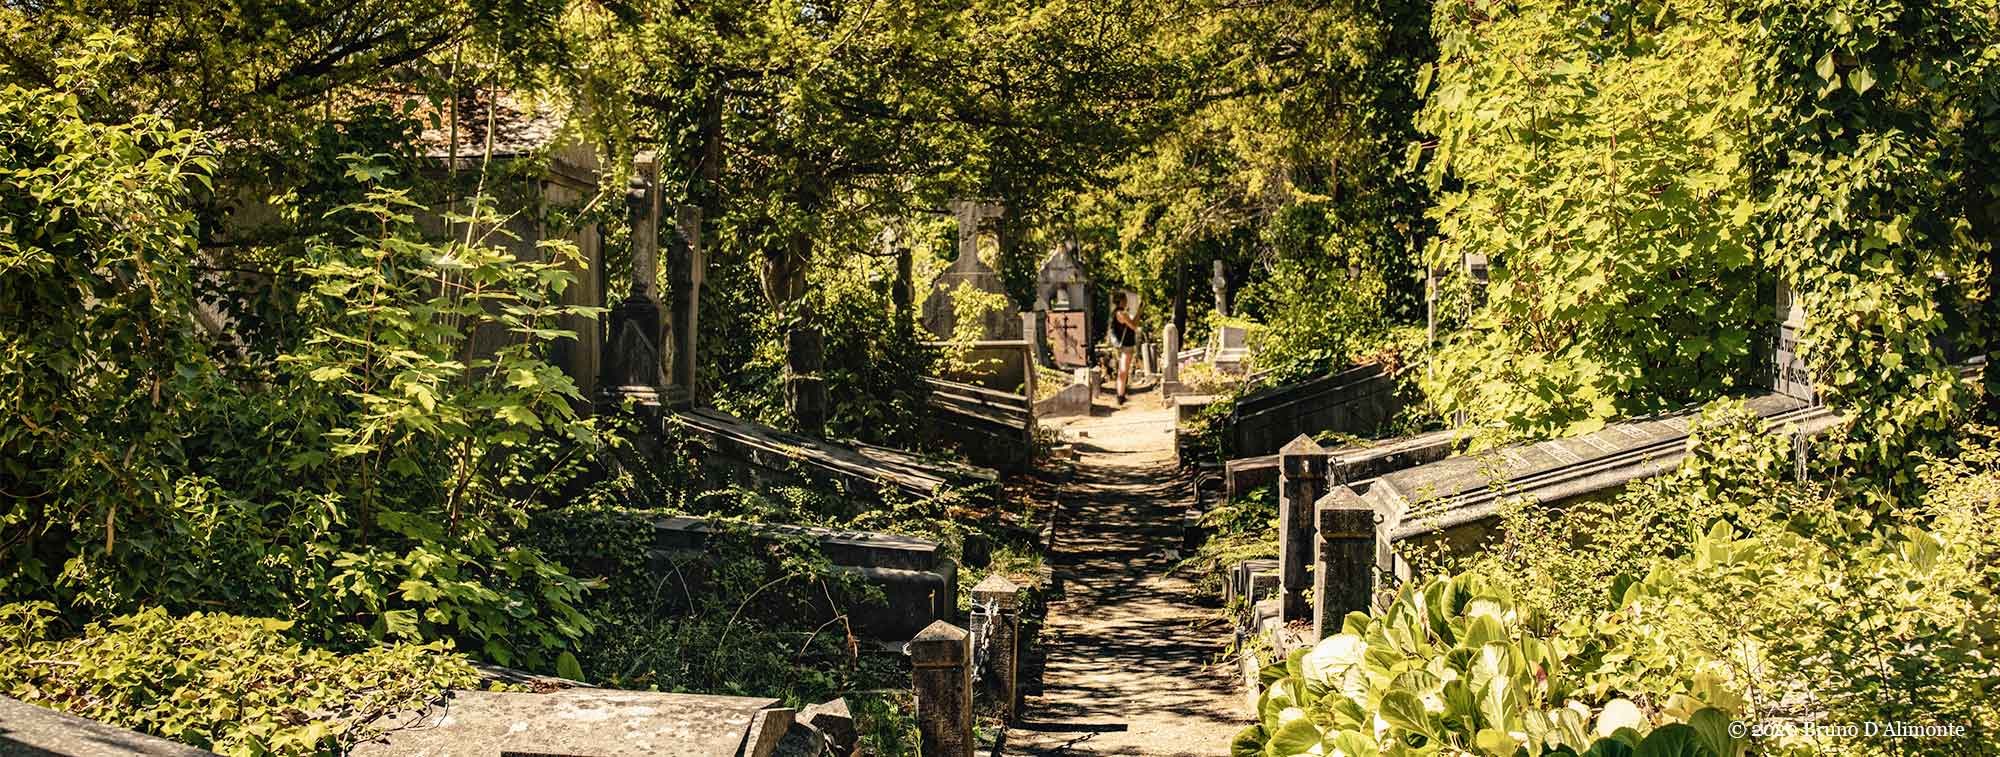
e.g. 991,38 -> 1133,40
1238,404 -> 2000,756
0,604 -> 482,756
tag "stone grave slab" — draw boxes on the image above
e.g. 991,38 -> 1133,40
353,689 -> 795,757
0,697 -> 216,756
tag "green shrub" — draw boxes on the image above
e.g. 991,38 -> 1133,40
1,69 -> 602,667
1361,405 -> 2000,755
1234,573 -> 1749,757
0,604 -> 479,756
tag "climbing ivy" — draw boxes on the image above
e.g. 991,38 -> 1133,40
1742,0 -> 1998,482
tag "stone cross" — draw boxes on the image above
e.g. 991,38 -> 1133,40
1210,260 -> 1229,317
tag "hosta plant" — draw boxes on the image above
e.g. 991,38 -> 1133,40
1233,573 -> 1748,756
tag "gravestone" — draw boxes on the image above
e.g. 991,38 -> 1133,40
921,200 -> 1019,341
1773,281 -> 1815,404
1036,242 -> 1094,367
600,164 -> 668,402
1045,311 -> 1090,368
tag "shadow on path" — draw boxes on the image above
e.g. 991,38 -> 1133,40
1003,396 -> 1248,757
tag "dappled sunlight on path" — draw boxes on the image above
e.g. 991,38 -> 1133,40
1003,392 -> 1248,756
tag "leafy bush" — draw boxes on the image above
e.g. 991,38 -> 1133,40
1368,403 -> 2000,755
1235,571 -> 1748,757
0,603 -> 480,756
1,71 -> 601,667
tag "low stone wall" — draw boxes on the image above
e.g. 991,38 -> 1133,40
643,514 -> 959,641
1225,362 -> 1405,459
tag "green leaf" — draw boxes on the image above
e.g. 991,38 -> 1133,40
1848,65 -> 1876,94
1686,709 -> 1740,757
1267,718 -> 1324,756
1634,724 -> 1714,757
1230,725 -> 1267,757
497,405 -> 541,428
556,651 -> 584,681
1380,689 -> 1436,738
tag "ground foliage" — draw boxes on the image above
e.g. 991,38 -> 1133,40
1245,402 -> 2000,756
0,603 -> 483,756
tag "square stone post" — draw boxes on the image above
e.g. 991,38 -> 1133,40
908,620 -> 973,757
1162,323 -> 1180,385
1018,327 -> 1039,403
1312,490 -> 1378,641
666,205 -> 704,408
1022,311 -> 1047,369
971,574 -> 1022,719
1278,435 -> 1331,623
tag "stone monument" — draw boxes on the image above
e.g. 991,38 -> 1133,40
1035,241 -> 1092,368
921,200 -> 1019,341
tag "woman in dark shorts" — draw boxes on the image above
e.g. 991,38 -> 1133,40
1110,290 -> 1140,404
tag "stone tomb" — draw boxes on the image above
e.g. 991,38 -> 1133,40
1333,391 -> 1834,587
643,513 -> 959,641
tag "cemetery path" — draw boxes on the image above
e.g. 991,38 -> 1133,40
1004,395 -> 1247,756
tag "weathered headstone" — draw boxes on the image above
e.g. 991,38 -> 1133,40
1045,310 -> 1091,367
1774,280 -> 1815,403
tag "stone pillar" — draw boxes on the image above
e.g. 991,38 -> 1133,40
1278,435 -> 1331,623
599,167 -> 666,401
1312,492 -> 1377,641
908,620 -> 974,757
1162,323 -> 1180,389
666,205 -> 704,408
1022,311 -> 1047,369
971,574 -> 1022,719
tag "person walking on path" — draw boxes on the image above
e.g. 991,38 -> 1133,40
1109,290 -> 1141,405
